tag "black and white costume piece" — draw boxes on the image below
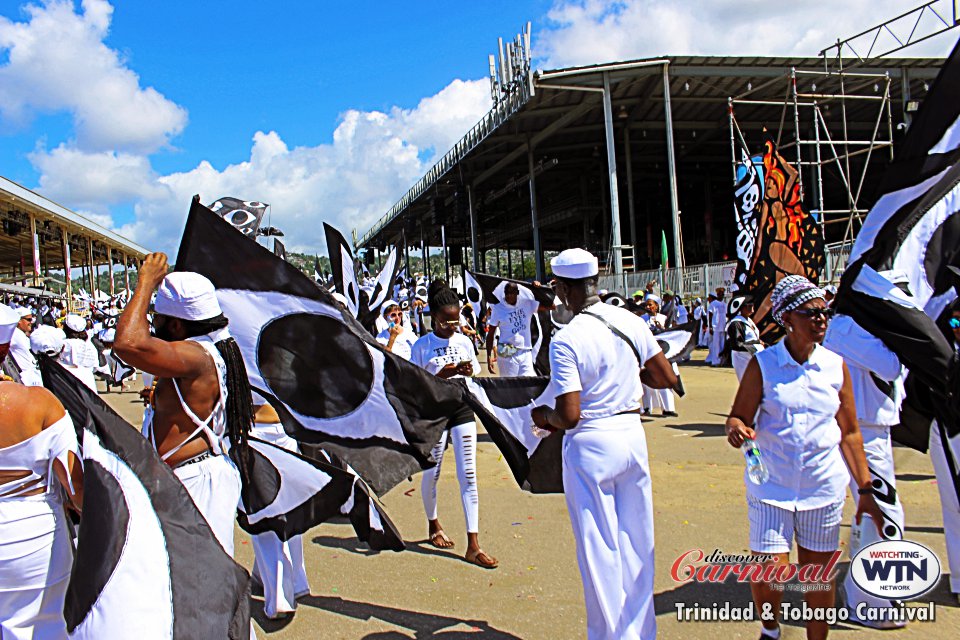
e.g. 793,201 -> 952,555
835,38 -> 960,599
640,303 -> 675,415
547,249 -> 662,639
38,355 -> 252,640
725,313 -> 764,381
823,309 -> 907,627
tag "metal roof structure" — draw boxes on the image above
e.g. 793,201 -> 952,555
357,54 -> 944,279
0,176 -> 149,301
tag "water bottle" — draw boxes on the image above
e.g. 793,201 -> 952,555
741,437 -> 769,485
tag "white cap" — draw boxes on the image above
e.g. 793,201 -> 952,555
550,248 -> 599,279
64,314 -> 86,333
154,272 -> 222,321
0,304 -> 19,344
30,325 -> 65,356
18,307 -> 33,318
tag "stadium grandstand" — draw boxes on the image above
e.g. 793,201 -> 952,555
356,21 -> 947,294
0,176 -> 148,309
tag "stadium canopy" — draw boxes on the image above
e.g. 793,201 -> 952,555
0,176 -> 149,302
356,55 -> 943,280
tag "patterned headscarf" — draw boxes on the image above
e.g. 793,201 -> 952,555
770,275 -> 825,326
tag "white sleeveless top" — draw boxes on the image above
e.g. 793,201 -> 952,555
143,335 -> 229,461
751,341 -> 848,510
0,413 -> 79,500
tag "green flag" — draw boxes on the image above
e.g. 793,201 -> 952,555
660,230 -> 669,270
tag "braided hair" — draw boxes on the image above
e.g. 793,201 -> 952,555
179,315 -> 253,461
431,286 -> 462,313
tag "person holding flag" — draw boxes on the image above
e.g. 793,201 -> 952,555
115,253 -> 254,557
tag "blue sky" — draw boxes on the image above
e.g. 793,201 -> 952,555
0,1 -> 954,255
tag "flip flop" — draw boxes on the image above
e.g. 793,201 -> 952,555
465,549 -> 499,569
428,530 -> 455,549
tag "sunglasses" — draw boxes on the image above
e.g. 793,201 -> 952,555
949,317 -> 960,329
792,307 -> 834,321
438,319 -> 461,327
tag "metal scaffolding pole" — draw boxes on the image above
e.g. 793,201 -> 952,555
28,213 -> 40,287
662,63 -> 684,272
601,71 -> 623,275
61,227 -> 72,312
527,141 -> 545,281
468,185 -> 479,271
624,126 -> 637,272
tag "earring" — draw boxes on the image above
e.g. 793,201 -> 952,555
786,325 -> 793,333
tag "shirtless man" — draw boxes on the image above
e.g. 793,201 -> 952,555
115,253 -> 253,556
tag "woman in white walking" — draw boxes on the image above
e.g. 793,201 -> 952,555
725,275 -> 883,640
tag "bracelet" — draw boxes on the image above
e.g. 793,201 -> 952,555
857,486 -> 873,495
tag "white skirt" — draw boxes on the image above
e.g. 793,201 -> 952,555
0,493 -> 73,639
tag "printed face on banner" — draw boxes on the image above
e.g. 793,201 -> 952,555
208,198 -> 268,237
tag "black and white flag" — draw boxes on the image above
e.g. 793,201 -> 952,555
836,38 -> 960,444
38,357 -> 251,640
465,376 -> 563,493
236,437 -> 403,551
177,200 -> 472,495
324,222 -> 361,317
366,247 -> 400,317
208,196 -> 268,237
653,318 -> 701,364
274,238 -> 287,261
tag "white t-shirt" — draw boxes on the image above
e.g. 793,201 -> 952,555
488,290 -> 539,351
549,302 -> 661,421
410,332 -> 479,378
376,327 -> 418,362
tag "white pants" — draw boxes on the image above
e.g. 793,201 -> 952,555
174,454 -> 242,557
498,350 -> 535,377
642,363 -> 678,414
563,416 -> 656,640
421,422 -> 479,533
731,351 -> 753,381
930,420 -> 960,594
250,422 -> 310,617
706,329 -> 725,365
843,424 -> 907,626
0,494 -> 73,639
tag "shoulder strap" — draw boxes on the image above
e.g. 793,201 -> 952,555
580,311 -> 643,367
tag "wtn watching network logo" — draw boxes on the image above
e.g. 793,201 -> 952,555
850,540 -> 941,599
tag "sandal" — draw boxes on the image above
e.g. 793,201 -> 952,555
465,548 -> 499,569
428,530 -> 455,549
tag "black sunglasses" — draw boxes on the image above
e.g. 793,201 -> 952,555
792,307 -> 834,321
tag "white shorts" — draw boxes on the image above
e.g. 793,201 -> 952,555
748,496 -> 844,554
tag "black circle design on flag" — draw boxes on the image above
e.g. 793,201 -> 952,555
226,209 -> 256,228
466,286 -> 482,305
347,282 -> 359,310
727,295 -> 744,320
64,460 -> 130,631
257,313 -> 374,417
924,210 -> 960,296
656,339 -> 670,355
241,446 -> 281,514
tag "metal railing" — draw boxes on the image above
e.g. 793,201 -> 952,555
597,242 -> 853,298
357,88 -> 532,248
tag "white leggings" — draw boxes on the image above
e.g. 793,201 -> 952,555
421,421 -> 479,533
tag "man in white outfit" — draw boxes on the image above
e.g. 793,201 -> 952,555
706,288 -> 727,366
486,282 -> 549,377
532,248 -> 677,640
10,309 -> 41,386
725,297 -> 764,381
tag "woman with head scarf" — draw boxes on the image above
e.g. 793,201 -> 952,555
724,275 -> 884,640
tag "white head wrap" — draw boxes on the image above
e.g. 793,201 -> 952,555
644,294 -> 662,306
0,304 -> 19,344
154,272 -> 222,321
30,325 -> 65,356
64,314 -> 87,333
550,248 -> 599,279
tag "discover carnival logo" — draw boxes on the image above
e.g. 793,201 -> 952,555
850,540 -> 941,600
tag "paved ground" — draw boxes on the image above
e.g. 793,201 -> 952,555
102,351 -> 960,638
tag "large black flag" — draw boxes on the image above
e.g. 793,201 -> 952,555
38,357 -> 251,640
836,38 -> 960,442
177,200 -> 469,495
208,196 -> 268,237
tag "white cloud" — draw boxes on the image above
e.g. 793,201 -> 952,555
537,0 -> 957,68
0,0 -> 187,153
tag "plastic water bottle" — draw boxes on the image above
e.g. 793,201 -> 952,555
741,437 -> 769,485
